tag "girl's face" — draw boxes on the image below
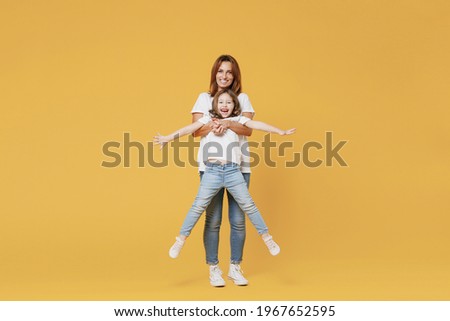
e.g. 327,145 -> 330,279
217,93 -> 235,118
216,61 -> 234,90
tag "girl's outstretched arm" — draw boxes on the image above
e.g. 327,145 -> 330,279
153,121 -> 204,148
244,120 -> 296,136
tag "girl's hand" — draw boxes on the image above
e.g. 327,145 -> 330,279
279,128 -> 296,135
212,120 -> 230,136
153,133 -> 169,149
211,120 -> 225,136
217,119 -> 231,130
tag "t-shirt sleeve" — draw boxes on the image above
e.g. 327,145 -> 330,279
238,93 -> 255,114
238,116 -> 251,125
197,115 -> 211,124
191,93 -> 212,114
228,115 -> 251,124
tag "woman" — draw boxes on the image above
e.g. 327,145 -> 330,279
190,55 -> 255,287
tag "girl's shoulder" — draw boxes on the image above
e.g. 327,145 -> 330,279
228,115 -> 251,124
197,113 -> 212,124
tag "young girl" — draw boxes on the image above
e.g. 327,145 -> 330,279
154,89 -> 295,273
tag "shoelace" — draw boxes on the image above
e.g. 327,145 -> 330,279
210,266 -> 222,280
175,238 -> 184,249
264,237 -> 277,249
232,265 -> 245,278
172,238 -> 184,250
233,265 -> 244,273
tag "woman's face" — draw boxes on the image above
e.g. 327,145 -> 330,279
217,93 -> 235,118
216,61 -> 234,90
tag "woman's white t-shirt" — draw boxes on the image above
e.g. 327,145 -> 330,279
191,92 -> 255,173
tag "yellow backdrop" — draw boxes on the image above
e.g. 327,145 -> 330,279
1,0 -> 449,300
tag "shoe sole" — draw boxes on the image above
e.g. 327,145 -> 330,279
270,249 -> 280,256
210,282 -> 226,287
228,276 -> 248,286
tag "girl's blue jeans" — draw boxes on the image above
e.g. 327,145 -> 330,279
179,162 -> 268,265
202,170 -> 249,265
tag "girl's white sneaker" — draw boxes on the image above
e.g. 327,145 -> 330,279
209,265 -> 226,287
262,235 -> 280,256
228,264 -> 249,286
169,237 -> 185,258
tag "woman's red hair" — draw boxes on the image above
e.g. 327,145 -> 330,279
209,55 -> 242,96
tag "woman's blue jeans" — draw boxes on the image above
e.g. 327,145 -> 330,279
179,163 -> 268,265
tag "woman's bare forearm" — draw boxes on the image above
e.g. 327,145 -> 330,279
234,112 -> 254,136
217,112 -> 254,136
193,123 -> 213,137
228,121 -> 253,136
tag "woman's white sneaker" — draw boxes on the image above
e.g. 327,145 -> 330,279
228,264 -> 249,286
209,265 -> 226,287
262,235 -> 280,256
169,237 -> 185,258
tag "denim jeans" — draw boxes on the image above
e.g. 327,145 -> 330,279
179,163 -> 268,264
201,171 -> 250,265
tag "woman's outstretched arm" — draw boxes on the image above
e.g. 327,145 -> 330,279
244,120 -> 296,136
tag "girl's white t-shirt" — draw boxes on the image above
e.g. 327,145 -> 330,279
191,92 -> 255,173
197,114 -> 251,166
